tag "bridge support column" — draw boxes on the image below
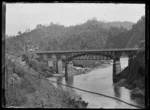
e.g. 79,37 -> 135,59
128,56 -> 133,67
65,61 -> 69,81
57,60 -> 63,74
43,54 -> 48,66
113,57 -> 121,83
65,61 -> 74,81
68,61 -> 74,77
56,60 -> 58,73
52,55 -> 58,73
48,58 -> 53,68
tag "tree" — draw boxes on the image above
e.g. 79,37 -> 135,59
18,31 -> 22,35
25,28 -> 31,33
36,24 -> 43,29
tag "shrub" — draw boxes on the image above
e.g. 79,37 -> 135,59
6,84 -> 27,106
20,78 -> 36,93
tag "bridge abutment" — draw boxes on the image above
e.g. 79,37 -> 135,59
113,57 -> 121,83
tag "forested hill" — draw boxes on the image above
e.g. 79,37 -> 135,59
6,17 -> 144,54
106,16 -> 145,48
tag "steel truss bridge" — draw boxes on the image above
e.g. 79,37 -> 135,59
34,48 -> 140,83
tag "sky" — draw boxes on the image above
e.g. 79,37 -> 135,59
6,3 -> 145,36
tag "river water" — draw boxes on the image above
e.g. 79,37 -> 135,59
48,58 -> 144,109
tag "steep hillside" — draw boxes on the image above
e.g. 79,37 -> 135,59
106,16 -> 145,48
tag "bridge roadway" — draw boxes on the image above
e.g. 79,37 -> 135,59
33,48 -> 140,83
35,48 -> 139,54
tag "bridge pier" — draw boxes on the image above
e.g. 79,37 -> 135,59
48,58 -> 53,68
68,61 -> 74,76
52,55 -> 58,73
65,61 -> 69,81
57,60 -> 63,74
113,57 -> 121,83
43,54 -> 48,66
65,61 -> 74,81
56,60 -> 58,73
128,56 -> 134,66
48,56 -> 63,74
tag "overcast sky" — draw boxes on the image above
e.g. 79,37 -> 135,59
6,3 -> 145,36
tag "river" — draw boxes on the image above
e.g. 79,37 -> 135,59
48,58 -> 144,109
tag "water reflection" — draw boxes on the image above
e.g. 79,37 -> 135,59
113,86 -> 121,98
66,76 -> 74,86
56,76 -> 75,95
66,76 -> 75,94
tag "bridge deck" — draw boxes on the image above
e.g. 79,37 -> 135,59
34,48 -> 140,54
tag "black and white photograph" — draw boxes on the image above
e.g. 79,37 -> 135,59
2,2 -> 146,108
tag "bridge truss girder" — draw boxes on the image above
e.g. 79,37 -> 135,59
72,54 -> 111,60
35,48 -> 140,62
